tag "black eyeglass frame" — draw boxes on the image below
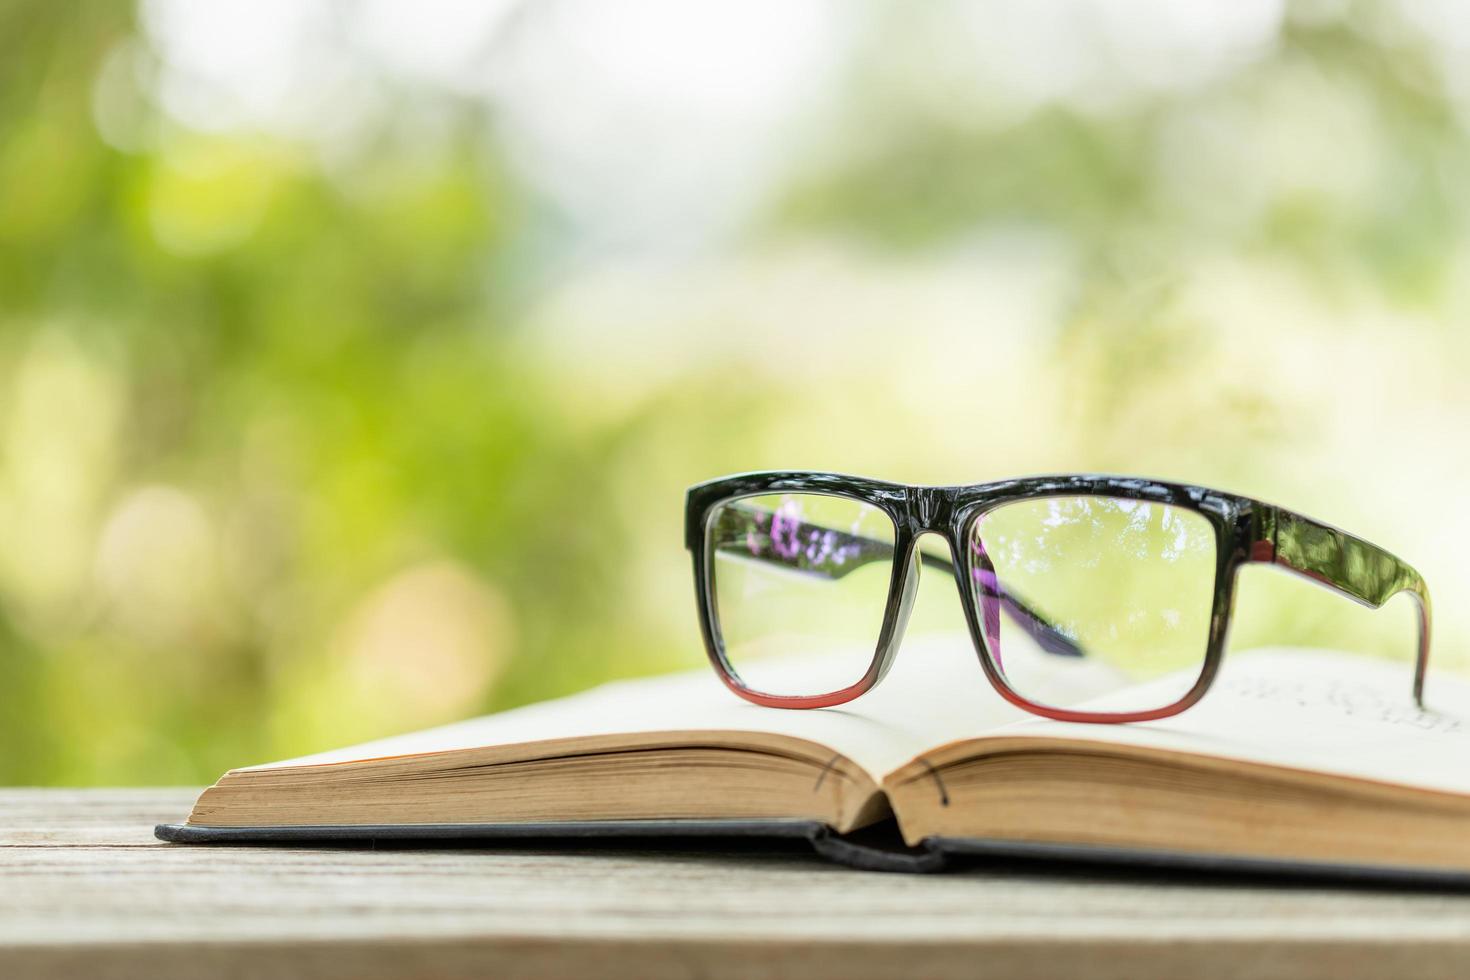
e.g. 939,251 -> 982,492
685,472 -> 1432,723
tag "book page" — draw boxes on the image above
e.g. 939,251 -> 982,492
251,632 -> 1036,778
981,647 -> 1470,795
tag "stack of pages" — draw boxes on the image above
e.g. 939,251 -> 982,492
159,637 -> 1470,877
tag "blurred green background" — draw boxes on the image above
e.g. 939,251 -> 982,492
3,0 -> 1468,784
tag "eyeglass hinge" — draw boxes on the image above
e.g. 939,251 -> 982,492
1248,504 -> 1278,563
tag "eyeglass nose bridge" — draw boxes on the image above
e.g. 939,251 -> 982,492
905,486 -> 955,533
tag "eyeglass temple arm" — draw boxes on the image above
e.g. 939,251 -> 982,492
1252,505 -> 1432,706
710,503 -> 1086,658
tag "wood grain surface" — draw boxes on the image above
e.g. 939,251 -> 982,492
5,789 -> 1470,979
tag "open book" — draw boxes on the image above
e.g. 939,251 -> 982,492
158,637 -> 1470,877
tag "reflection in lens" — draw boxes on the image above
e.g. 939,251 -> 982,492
708,493 -> 895,698
968,496 -> 1217,714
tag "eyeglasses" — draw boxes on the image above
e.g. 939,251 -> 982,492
685,473 -> 1431,723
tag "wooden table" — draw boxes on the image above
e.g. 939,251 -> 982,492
6,789 -> 1470,979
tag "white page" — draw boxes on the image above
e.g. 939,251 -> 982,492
253,632 -> 1034,778
253,637 -> 1470,794
1001,647 -> 1470,795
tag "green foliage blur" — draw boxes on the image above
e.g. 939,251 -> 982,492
4,1 -> 1469,783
